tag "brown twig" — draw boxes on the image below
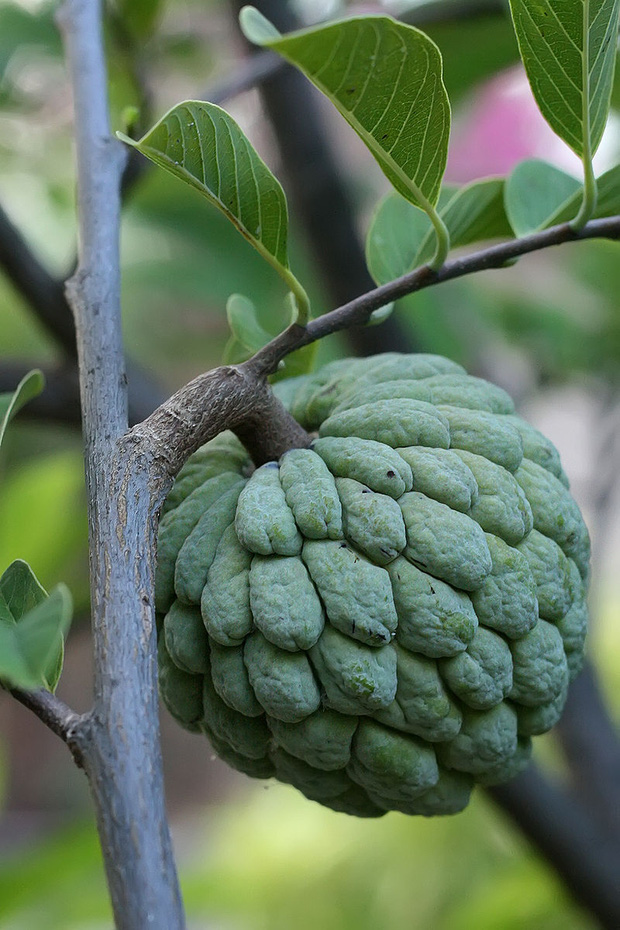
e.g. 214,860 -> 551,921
9,687 -> 86,768
243,215 -> 620,377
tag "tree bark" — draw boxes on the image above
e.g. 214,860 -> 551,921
57,1 -> 184,925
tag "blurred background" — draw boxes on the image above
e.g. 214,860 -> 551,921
1,0 -> 620,927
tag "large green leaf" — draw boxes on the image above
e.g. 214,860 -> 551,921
118,101 -> 309,321
504,160 -> 582,236
366,180 -> 510,285
240,7 -> 451,213
0,369 -> 44,450
0,560 -> 72,692
509,0 -> 620,158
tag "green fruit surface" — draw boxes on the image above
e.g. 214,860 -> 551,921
156,356 -> 589,818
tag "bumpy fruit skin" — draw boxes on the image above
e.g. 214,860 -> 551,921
156,354 -> 589,818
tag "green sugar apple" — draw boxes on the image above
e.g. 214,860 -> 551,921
156,353 -> 589,818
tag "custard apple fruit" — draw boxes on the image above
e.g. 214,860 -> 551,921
156,353 -> 589,818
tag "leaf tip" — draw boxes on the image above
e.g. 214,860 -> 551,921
116,130 -> 139,148
239,6 -> 281,45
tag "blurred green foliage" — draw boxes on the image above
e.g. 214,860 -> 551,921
0,450 -> 88,606
0,787 -> 600,929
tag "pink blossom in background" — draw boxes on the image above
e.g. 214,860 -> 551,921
445,65 -> 583,184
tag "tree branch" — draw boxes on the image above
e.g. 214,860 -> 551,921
556,662 -> 620,837
128,363 -> 310,478
9,687 -> 86,768
57,1 -> 184,927
0,358 -> 165,428
247,216 -> 620,377
122,215 -> 620,474
488,765 -> 620,930
0,204 -> 77,357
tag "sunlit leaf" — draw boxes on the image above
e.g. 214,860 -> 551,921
0,560 -> 72,691
240,7 -> 451,212
0,558 -> 46,619
509,0 -> 620,158
0,369 -> 44,450
504,160 -> 582,236
117,102 -> 309,320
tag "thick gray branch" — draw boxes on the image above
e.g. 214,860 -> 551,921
130,363 -> 311,481
57,0 -> 184,927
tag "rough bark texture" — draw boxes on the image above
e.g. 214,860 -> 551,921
58,1 -> 184,926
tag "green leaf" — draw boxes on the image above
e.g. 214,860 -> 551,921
0,558 -> 47,619
504,159 -> 582,236
367,303 -> 395,326
0,369 -> 44,450
366,180 -> 510,285
226,294 -> 272,355
509,0 -> 620,159
0,561 -> 72,692
240,7 -> 451,214
117,101 -> 310,322
223,293 -> 318,377
271,343 -> 319,381
415,178 -> 512,266
544,162 -> 620,224
366,193 -> 433,285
